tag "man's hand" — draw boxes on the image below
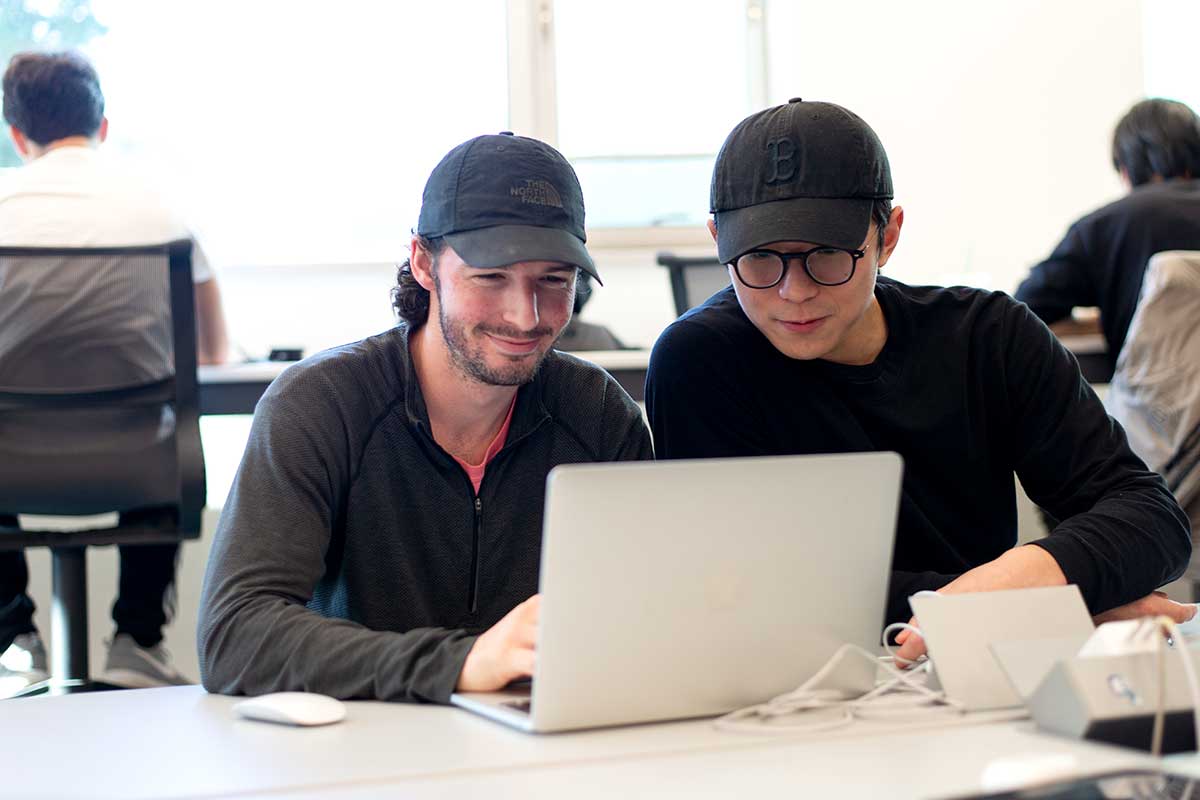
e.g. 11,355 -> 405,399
893,545 -> 1069,664
1093,591 -> 1197,625
456,595 -> 540,692
893,620 -> 927,665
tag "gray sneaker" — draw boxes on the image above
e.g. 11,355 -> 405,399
99,633 -> 191,688
0,632 -> 49,697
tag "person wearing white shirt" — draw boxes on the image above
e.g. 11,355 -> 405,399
0,51 -> 227,693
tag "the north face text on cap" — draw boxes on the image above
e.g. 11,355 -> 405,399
510,179 -> 564,208
765,137 -> 798,184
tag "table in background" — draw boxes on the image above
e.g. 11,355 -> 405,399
1058,332 -> 1111,384
0,685 -> 1160,799
198,349 -> 651,415
198,336 -> 1112,417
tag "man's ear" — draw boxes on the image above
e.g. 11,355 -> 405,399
409,238 -> 437,292
707,218 -> 718,243
875,206 -> 904,270
9,126 -> 29,157
97,117 -> 108,144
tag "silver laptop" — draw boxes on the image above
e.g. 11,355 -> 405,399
451,451 -> 903,733
909,585 -> 1095,712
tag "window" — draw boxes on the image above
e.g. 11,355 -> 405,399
0,1 -> 773,257
549,0 -> 763,230
2,0 -> 510,266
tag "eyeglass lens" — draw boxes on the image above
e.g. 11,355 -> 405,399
735,248 -> 855,288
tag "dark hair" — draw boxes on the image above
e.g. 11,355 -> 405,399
870,197 -> 892,250
1111,99 -> 1200,187
391,235 -> 446,327
2,51 -> 105,145
573,271 -> 594,314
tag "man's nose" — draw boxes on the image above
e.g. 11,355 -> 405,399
502,282 -> 540,331
777,261 -> 820,302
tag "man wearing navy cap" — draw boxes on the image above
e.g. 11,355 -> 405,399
199,133 -> 652,701
646,99 -> 1194,660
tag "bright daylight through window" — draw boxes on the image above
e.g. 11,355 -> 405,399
0,0 -> 509,267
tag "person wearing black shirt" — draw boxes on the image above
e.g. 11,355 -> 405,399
1016,99 -> 1200,369
646,98 -> 1194,661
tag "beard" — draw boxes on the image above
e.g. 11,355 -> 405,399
437,299 -> 557,387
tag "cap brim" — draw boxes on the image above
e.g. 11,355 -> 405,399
714,197 -> 873,263
444,225 -> 601,284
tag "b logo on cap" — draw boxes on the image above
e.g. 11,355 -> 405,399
765,137 -> 797,184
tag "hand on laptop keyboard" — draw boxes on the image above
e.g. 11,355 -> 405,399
456,595 -> 540,693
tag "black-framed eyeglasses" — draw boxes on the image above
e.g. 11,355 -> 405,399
727,245 -> 867,289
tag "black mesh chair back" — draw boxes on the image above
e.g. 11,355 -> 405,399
0,240 -> 205,691
656,252 -> 732,318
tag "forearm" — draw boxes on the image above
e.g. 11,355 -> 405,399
198,591 -> 477,703
194,278 -> 230,365
937,544 -> 1067,595
1033,483 -> 1190,612
1006,297 -> 1190,612
1015,226 -> 1096,323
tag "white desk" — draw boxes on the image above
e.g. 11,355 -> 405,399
3,685 -> 1156,799
198,349 -> 651,414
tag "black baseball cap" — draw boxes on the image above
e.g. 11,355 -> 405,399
710,98 -> 893,264
417,132 -> 600,282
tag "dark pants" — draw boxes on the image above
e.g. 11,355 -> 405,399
0,513 -> 178,654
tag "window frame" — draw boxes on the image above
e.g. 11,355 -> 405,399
505,0 -> 768,248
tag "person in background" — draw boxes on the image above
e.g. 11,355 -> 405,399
0,51 -> 228,693
556,272 -> 627,350
1016,98 -> 1200,370
647,98 -> 1194,663
198,132 -> 651,702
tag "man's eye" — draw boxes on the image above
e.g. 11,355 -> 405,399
745,252 -> 774,262
542,275 -> 569,286
476,273 -> 505,282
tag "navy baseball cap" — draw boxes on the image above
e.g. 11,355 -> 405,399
710,98 -> 893,263
417,132 -> 600,282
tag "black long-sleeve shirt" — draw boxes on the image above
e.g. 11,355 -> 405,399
647,279 -> 1190,625
198,325 -> 653,703
1016,178 -> 1200,368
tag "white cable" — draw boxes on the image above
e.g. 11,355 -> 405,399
881,620 -> 925,666
715,592 -> 1023,736
1159,616 -> 1200,754
714,641 -> 975,735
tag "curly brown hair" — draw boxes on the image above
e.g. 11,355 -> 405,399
391,235 -> 446,327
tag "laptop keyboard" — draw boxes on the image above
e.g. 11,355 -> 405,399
502,699 -> 532,714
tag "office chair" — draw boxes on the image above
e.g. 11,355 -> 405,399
0,240 -> 205,694
655,253 -> 731,318
1105,250 -> 1200,599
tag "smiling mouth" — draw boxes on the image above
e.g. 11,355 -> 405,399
487,333 -> 543,354
779,316 -> 828,332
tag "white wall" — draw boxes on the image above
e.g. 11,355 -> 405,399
764,0 -> 1144,294
216,2 -> 1147,359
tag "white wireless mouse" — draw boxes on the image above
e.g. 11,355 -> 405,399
233,692 -> 347,727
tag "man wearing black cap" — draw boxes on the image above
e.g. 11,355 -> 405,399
198,133 -> 652,702
646,99 -> 1193,660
